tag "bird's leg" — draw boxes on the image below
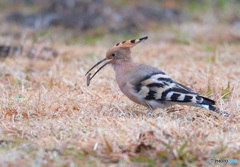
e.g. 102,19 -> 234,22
144,100 -> 154,112
143,100 -> 160,117
166,106 -> 178,113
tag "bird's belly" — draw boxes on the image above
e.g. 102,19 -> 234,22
147,100 -> 169,110
118,81 -> 147,106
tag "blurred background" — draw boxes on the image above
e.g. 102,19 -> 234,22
0,2 -> 240,166
0,0 -> 240,59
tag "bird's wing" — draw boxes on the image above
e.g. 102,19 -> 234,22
134,71 -> 215,105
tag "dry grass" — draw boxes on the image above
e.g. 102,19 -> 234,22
0,22 -> 240,167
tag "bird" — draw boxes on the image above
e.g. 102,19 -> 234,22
85,36 -> 229,116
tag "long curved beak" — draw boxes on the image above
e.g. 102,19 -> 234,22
85,58 -> 111,86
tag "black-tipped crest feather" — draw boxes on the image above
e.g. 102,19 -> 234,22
139,36 -> 148,41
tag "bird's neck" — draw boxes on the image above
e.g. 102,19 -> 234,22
112,59 -> 136,73
111,59 -> 137,91
112,59 -> 139,86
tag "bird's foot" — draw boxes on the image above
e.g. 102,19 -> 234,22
166,107 -> 178,113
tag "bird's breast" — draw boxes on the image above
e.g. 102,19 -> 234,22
115,71 -> 127,93
115,72 -> 147,106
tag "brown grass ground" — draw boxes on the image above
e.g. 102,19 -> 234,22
0,22 -> 240,166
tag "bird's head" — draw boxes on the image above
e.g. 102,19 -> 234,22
85,36 -> 148,86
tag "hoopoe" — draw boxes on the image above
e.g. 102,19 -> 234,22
86,36 -> 229,116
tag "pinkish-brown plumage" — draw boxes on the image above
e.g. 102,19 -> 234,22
85,36 -> 229,116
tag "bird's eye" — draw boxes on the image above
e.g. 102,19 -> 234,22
112,53 -> 116,57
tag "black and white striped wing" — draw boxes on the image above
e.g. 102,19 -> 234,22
135,72 -> 215,106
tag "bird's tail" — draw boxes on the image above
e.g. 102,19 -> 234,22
199,97 -> 230,117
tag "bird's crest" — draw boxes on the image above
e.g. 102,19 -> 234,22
113,36 -> 148,49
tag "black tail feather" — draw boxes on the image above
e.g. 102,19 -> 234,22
201,96 -> 216,105
199,97 -> 230,116
202,104 -> 230,117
